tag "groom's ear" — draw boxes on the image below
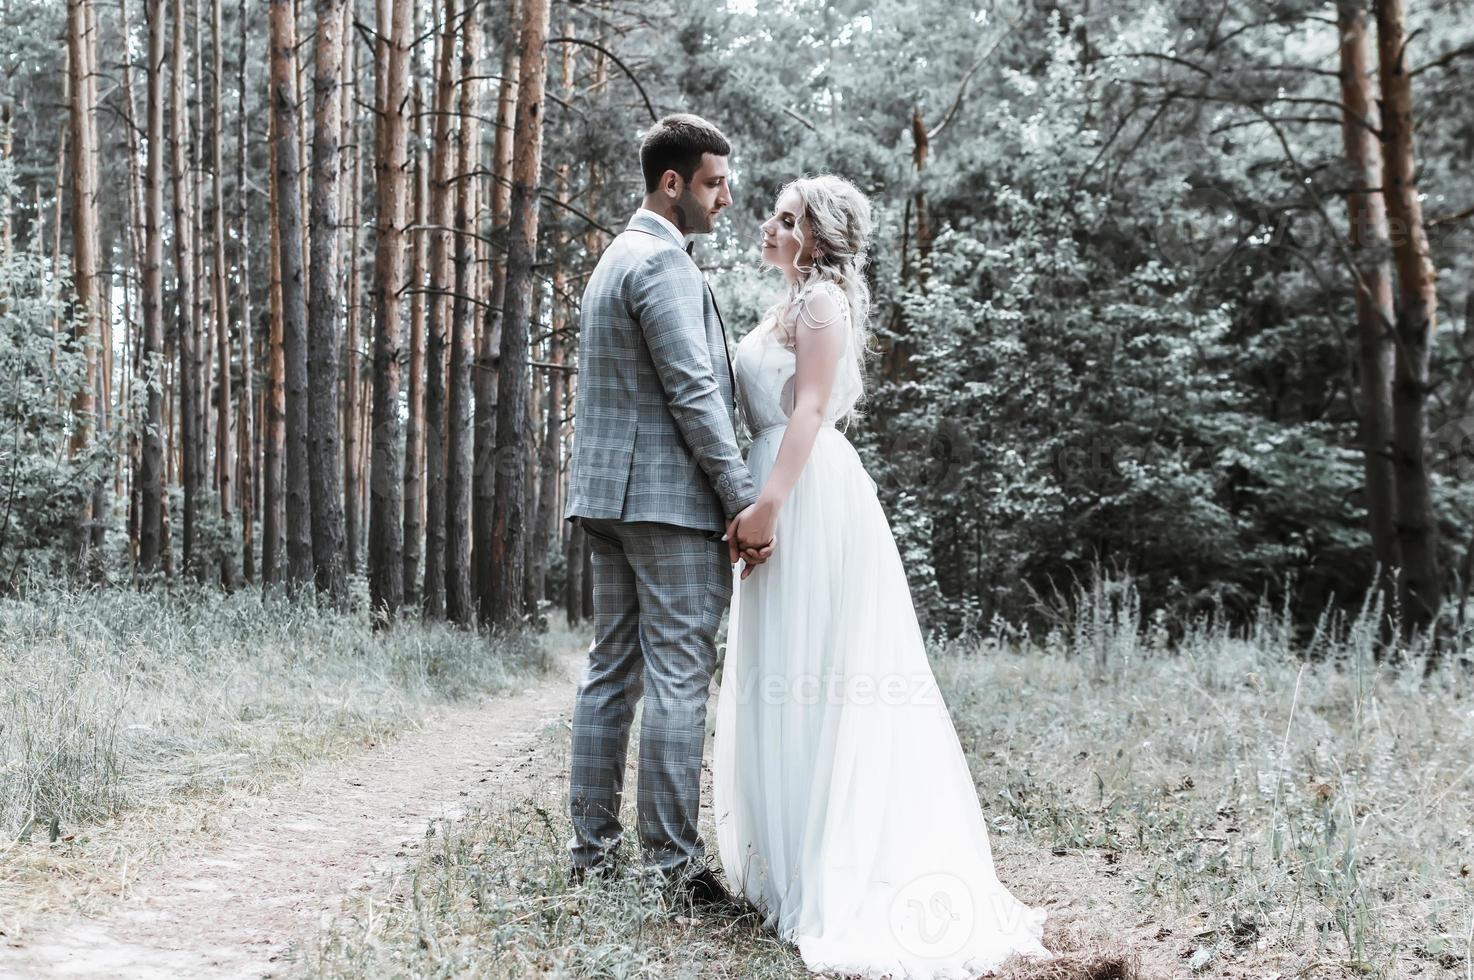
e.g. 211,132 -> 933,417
660,169 -> 683,198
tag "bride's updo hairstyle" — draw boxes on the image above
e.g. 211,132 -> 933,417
770,173 -> 877,413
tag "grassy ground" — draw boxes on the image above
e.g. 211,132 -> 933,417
299,588 -> 1474,979
0,582 -> 555,925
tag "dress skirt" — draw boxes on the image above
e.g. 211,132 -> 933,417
713,424 -> 1051,979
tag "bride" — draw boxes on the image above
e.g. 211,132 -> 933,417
712,174 -> 1052,978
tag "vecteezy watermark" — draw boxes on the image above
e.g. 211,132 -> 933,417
887,870 -> 1048,963
1429,416 -> 1474,483
888,871 -> 977,960
877,417 -> 976,497
718,661 -> 945,709
1051,434 -> 1216,485
1147,182 -> 1247,273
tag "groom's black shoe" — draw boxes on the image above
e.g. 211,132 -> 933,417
662,864 -> 760,920
566,854 -> 623,887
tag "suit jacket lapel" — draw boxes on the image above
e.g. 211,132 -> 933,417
705,282 -> 738,403
684,240 -> 737,407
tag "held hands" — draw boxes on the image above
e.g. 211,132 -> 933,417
725,497 -> 780,580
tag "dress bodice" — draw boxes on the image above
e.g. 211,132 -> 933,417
733,281 -> 864,436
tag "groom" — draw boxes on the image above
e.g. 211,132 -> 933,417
563,114 -> 773,911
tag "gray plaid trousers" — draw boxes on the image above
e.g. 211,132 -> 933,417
567,517 -> 731,873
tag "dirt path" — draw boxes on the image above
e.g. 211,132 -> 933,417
0,644 -> 587,980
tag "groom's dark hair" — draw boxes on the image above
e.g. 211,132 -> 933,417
640,113 -> 730,193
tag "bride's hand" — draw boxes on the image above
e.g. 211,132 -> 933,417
726,500 -> 778,566
737,496 -> 780,555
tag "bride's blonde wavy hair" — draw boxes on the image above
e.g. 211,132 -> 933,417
766,173 -> 877,420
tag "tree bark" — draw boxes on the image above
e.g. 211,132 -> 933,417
170,0 -> 204,581
1374,0 -> 1443,640
403,82 -> 429,607
343,30 -> 363,574
563,39 -> 606,626
66,0 -> 103,573
262,14 -> 287,586
307,0 -> 349,601
192,0 -> 210,484
421,0 -> 457,620
118,0 -> 147,568
531,18 -> 574,622
475,0 -> 520,622
162,330 -> 174,577
488,0 -> 550,625
209,0 -> 236,588
235,0 -> 255,583
1337,0 -> 1399,635
90,0 -> 111,548
89,0 -> 110,558
367,0 -> 413,622
269,0 -> 314,590
444,6 -> 481,624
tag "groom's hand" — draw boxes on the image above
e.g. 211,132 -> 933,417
736,535 -> 774,578
737,543 -> 771,580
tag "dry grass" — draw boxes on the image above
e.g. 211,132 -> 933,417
300,579 -> 1474,979
5,574 -> 1470,977
303,794 -> 804,978
929,582 -> 1474,978
993,950 -> 1140,980
0,582 -> 557,927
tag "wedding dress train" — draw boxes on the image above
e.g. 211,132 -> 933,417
713,281 -> 1051,979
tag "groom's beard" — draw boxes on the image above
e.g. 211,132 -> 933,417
672,190 -> 715,235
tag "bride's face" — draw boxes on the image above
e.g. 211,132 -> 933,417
759,189 -> 812,277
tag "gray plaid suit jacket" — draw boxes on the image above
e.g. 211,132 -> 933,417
564,210 -> 758,534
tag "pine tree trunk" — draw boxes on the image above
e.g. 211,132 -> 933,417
1337,1 -> 1399,637
343,31 -> 363,575
488,0 -> 551,625
209,0 -> 236,588
235,0 -> 255,583
192,0 -> 211,485
421,0 -> 457,620
306,0 -> 349,601
87,1 -> 110,557
882,106 -> 928,386
1374,0 -> 1443,641
522,304 -> 541,617
563,41 -> 605,626
262,40 -> 287,586
530,21 -> 574,623
162,331 -> 175,576
118,0 -> 148,568
367,0 -> 413,622
403,82 -> 429,608
269,0 -> 314,590
66,0 -> 103,574
91,0 -> 111,551
170,0 -> 204,581
444,7 -> 481,624
475,0 -> 519,622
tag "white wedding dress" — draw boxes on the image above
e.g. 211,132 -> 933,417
713,280 -> 1051,978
